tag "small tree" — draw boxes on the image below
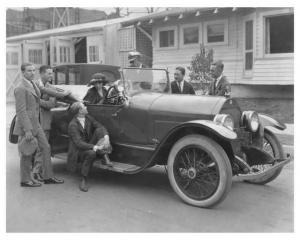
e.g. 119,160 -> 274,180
187,44 -> 214,94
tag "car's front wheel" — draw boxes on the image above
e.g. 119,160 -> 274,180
167,134 -> 232,208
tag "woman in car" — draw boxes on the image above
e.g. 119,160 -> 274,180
83,73 -> 108,104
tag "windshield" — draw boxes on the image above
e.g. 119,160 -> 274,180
122,68 -> 169,96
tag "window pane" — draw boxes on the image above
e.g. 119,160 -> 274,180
207,24 -> 224,43
6,52 -> 10,65
11,52 -> 18,65
245,52 -> 253,70
159,30 -> 174,47
183,27 -> 199,44
267,14 -> 294,54
245,21 -> 253,50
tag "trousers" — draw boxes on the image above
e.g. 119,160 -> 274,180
79,129 -> 108,177
32,130 -> 49,175
19,128 -> 54,182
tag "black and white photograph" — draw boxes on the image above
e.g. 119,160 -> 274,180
3,0 -> 297,237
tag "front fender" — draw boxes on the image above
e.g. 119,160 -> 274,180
258,113 -> 286,130
183,120 -> 237,140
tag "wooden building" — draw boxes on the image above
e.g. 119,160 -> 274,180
121,7 -> 294,98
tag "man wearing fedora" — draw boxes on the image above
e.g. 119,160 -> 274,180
68,102 -> 113,192
14,63 -> 64,187
208,60 -> 231,98
83,73 -> 109,104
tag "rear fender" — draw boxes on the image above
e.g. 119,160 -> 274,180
258,113 -> 286,130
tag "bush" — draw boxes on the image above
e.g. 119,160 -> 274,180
187,44 -> 214,94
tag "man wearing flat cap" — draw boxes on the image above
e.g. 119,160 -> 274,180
128,51 -> 147,68
208,60 -> 231,98
68,102 -> 113,192
83,73 -> 109,104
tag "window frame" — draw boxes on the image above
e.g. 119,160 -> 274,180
88,45 -> 100,63
156,26 -> 178,50
203,19 -> 229,46
180,23 -> 202,48
264,13 -> 294,58
28,49 -> 43,65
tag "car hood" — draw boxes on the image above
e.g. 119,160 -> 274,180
149,94 -> 227,116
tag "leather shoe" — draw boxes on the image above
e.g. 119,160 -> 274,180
20,181 -> 41,187
79,178 -> 88,192
44,177 -> 64,184
33,173 -> 44,183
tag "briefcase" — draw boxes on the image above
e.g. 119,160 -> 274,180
9,115 -> 18,144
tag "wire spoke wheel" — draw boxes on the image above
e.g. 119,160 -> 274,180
174,146 -> 219,200
167,135 -> 232,208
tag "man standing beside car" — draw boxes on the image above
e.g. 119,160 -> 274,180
31,65 -> 70,182
208,60 -> 231,98
14,63 -> 64,187
171,66 -> 195,95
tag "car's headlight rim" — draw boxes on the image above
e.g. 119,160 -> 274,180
213,114 -> 234,131
242,111 -> 259,132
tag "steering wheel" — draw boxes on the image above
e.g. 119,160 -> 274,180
105,85 -> 126,105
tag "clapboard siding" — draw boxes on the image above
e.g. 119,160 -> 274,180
153,13 -> 244,84
252,58 -> 294,84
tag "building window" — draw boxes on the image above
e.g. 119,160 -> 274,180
89,46 -> 99,62
28,49 -> 43,64
204,20 -> 228,45
265,14 -> 294,54
6,52 -> 19,65
245,20 -> 254,71
183,26 -> 199,45
59,46 -> 70,63
159,30 -> 175,48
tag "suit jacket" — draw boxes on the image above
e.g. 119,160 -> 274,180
171,80 -> 195,95
35,79 -> 70,130
67,114 -> 108,172
208,76 -> 231,98
13,78 -> 41,136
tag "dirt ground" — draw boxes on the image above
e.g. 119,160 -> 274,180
236,98 -> 294,124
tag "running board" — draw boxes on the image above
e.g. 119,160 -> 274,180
235,158 -> 292,181
93,160 -> 140,173
53,153 -> 140,173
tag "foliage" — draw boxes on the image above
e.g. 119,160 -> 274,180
187,44 -> 214,94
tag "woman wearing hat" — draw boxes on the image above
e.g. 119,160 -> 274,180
83,73 -> 108,104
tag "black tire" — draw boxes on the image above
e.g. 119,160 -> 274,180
167,134 -> 232,208
246,130 -> 284,185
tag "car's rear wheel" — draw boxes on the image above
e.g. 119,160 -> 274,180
245,130 -> 284,185
167,135 -> 232,208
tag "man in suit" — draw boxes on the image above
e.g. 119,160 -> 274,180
171,66 -> 195,95
208,60 -> 231,98
68,102 -> 113,192
32,65 -> 70,182
14,63 -> 64,187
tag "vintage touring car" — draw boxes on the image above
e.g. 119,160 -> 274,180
10,66 -> 291,208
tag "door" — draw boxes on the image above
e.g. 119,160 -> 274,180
243,14 -> 255,77
50,36 -> 75,66
86,35 -> 104,64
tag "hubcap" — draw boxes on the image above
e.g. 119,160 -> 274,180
187,168 -> 196,179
